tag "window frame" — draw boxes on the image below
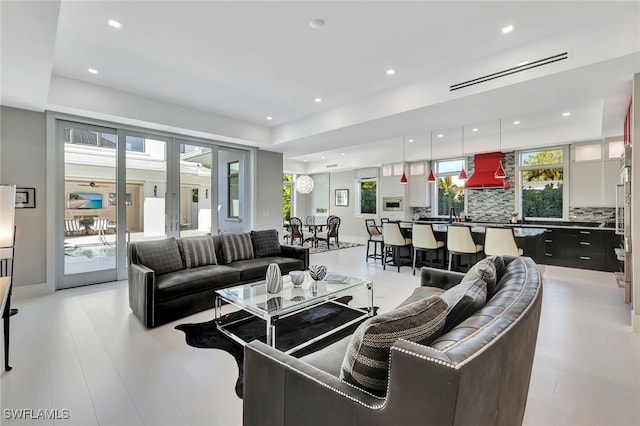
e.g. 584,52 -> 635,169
517,146 -> 569,221
355,177 -> 378,217
227,161 -> 240,218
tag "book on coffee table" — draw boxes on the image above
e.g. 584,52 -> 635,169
324,274 -> 348,283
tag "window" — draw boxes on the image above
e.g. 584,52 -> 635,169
356,178 -> 377,215
65,129 -> 116,148
520,148 -> 565,219
125,136 -> 145,152
434,159 -> 466,216
228,161 -> 240,218
283,173 -> 293,223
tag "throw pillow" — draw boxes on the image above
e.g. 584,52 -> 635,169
488,255 -> 506,278
222,233 -> 255,264
340,296 -> 447,396
462,258 -> 497,298
251,229 -> 282,257
136,237 -> 184,276
180,236 -> 217,268
440,278 -> 487,332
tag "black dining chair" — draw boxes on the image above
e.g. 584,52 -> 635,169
365,219 -> 384,263
317,216 -> 340,249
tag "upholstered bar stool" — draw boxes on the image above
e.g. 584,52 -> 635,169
382,222 -> 412,272
365,219 -> 384,263
446,225 -> 483,271
411,224 -> 445,275
484,227 -> 523,257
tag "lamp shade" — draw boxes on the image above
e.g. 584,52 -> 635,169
0,185 -> 16,255
458,168 -> 468,180
427,169 -> 436,182
494,160 -> 507,179
295,175 -> 315,194
400,172 -> 408,184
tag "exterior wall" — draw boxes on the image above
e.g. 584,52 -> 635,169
0,106 -> 47,287
466,152 -> 516,223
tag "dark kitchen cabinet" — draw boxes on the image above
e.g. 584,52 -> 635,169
537,227 -> 619,272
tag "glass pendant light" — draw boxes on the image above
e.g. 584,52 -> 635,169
427,131 -> 436,182
458,125 -> 468,180
400,136 -> 408,184
494,118 -> 507,179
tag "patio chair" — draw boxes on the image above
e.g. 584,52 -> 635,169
64,219 -> 85,236
89,218 -> 110,244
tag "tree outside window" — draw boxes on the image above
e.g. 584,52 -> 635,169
283,174 -> 293,223
434,159 -> 466,216
357,178 -> 377,215
520,149 -> 564,219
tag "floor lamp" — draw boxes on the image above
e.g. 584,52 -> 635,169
1,184 -> 16,372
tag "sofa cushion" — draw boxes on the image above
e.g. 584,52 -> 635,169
222,233 -> 255,264
440,278 -> 487,332
180,236 -> 217,268
136,237 -> 184,275
155,265 -> 241,302
462,257 -> 497,297
340,296 -> 447,396
397,286 -> 445,308
489,255 -> 506,278
228,257 -> 304,282
251,229 -> 282,257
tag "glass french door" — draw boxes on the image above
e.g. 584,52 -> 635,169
57,120 -> 249,289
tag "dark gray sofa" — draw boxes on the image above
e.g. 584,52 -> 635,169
243,256 -> 542,426
128,231 -> 309,328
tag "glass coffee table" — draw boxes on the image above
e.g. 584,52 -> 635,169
214,271 -> 373,354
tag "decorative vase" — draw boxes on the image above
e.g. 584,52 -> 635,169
308,264 -> 327,281
266,263 -> 283,294
289,271 -> 306,286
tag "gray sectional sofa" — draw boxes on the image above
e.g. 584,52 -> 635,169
243,256 -> 542,426
128,229 -> 309,328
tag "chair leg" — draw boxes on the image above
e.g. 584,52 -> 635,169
383,246 -> 387,270
396,247 -> 400,273
366,240 -> 371,262
448,251 -> 453,271
412,248 -> 417,275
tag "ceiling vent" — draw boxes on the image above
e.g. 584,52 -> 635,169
326,164 -> 338,168
450,52 -> 569,92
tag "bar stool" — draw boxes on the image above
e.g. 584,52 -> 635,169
411,224 -> 445,275
365,219 -> 384,263
446,225 -> 483,271
484,227 -> 523,257
382,222 -> 412,272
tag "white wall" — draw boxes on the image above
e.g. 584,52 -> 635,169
631,72 -> 640,332
0,106 -> 47,287
254,150 -> 284,233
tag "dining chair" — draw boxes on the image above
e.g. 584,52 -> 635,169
305,215 -> 315,232
380,217 -> 390,224
365,219 -> 383,263
484,227 -> 523,257
446,225 -> 483,271
317,216 -> 340,249
382,222 -> 412,272
411,223 -> 445,275
288,217 -> 306,246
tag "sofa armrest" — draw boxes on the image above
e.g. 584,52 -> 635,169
244,340 -> 384,426
281,245 -> 309,269
128,262 -> 156,328
420,267 -> 465,289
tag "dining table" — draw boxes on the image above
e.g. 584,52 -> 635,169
303,224 -> 325,248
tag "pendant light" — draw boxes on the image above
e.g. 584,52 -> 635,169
458,125 -> 468,180
494,118 -> 507,179
400,136 -> 408,184
427,131 -> 436,182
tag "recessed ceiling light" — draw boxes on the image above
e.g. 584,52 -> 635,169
518,61 -> 530,66
513,120 -> 520,125
502,25 -> 514,34
409,139 -> 414,143
321,156 -> 325,160
341,153 -> 346,156
314,97 -> 322,103
108,19 -> 121,29
386,69 -> 396,76
303,159 -> 308,162
562,112 -> 571,117
472,128 -> 479,132
310,18 -> 325,29
88,68 -> 98,74
437,134 -> 444,138
266,116 -> 273,120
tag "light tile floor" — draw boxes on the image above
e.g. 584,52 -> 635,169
1,246 -> 639,425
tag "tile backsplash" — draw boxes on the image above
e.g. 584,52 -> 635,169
410,206 -> 431,219
569,207 -> 616,222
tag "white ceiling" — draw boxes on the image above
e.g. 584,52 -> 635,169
1,1 -> 639,172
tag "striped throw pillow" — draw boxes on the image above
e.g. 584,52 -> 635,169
180,236 -> 217,268
440,278 -> 487,332
340,296 -> 447,396
462,257 -> 497,297
222,233 -> 255,264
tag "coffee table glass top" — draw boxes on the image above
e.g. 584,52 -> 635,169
216,271 -> 371,317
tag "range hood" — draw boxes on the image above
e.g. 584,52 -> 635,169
465,152 -> 510,189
